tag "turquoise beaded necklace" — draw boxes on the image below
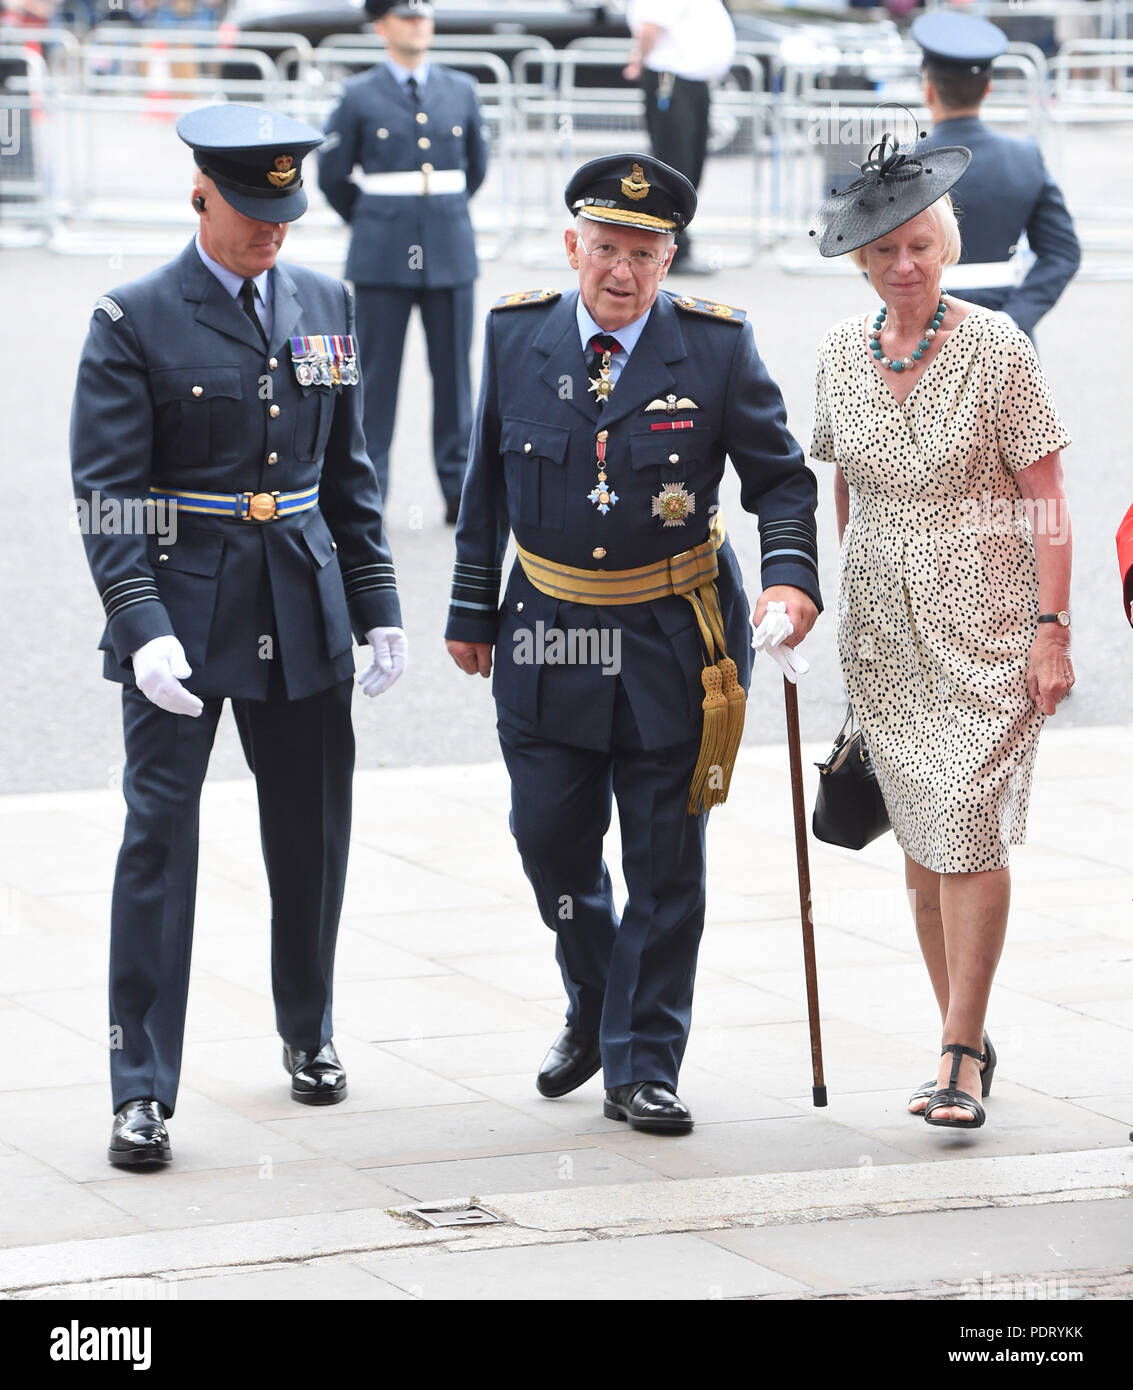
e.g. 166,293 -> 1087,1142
869,295 -> 947,373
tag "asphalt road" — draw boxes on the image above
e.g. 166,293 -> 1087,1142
3,198 -> 1131,795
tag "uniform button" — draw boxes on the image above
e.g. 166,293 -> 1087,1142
421,162 -> 434,173
377,127 -> 389,138
597,429 -> 608,442
669,453 -> 679,464
592,547 -> 606,559
268,357 -> 278,370
269,404 -> 280,418
158,553 -> 169,562
523,442 -> 532,453
516,601 -> 524,613
452,124 -> 462,136
416,111 -> 428,125
191,385 -> 203,397
418,136 -> 431,149
266,451 -> 278,465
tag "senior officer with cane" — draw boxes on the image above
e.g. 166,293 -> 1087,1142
445,156 -> 821,1133
914,11 -> 1080,342
318,0 -> 488,524
71,106 -> 406,1168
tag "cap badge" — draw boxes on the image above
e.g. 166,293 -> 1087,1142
267,154 -> 297,188
621,163 -> 650,201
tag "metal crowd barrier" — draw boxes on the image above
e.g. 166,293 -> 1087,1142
3,23 -> 1133,277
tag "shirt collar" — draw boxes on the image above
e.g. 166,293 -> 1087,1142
386,56 -> 430,89
575,293 -> 652,356
195,233 -> 270,305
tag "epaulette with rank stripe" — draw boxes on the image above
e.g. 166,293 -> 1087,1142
492,288 -> 562,311
667,292 -> 746,324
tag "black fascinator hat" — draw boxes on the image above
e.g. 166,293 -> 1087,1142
810,130 -> 971,257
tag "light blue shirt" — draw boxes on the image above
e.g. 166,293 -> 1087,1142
195,233 -> 273,341
575,295 -> 653,386
386,56 -> 430,91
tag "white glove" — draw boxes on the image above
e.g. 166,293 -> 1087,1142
359,625 -> 407,697
751,600 -> 810,685
131,634 -> 204,717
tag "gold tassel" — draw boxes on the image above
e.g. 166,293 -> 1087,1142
687,662 -> 730,815
716,656 -> 747,801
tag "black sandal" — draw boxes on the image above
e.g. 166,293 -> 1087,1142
908,1032 -> 995,1114
924,1043 -> 987,1128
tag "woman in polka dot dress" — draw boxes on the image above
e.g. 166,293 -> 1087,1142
810,140 -> 1075,1130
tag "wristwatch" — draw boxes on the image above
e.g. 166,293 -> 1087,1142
1037,611 -> 1070,627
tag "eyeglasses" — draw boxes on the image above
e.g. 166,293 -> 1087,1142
577,237 -> 670,275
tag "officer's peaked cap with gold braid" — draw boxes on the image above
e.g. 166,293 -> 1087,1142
565,153 -> 697,236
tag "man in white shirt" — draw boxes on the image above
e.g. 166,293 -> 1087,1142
624,0 -> 736,270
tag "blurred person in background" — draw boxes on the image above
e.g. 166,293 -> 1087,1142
623,0 -> 735,273
913,11 -> 1080,344
319,0 -> 488,525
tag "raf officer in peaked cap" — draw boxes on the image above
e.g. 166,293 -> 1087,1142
445,155 -> 821,1132
913,11 -> 1080,341
318,0 -> 488,524
71,105 -> 406,1168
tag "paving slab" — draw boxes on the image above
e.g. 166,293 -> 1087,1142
86,1159 -> 411,1230
267,1099 -> 563,1168
0,1154 -> 144,1249
353,1231 -> 808,1301
167,1261 -> 414,1301
700,1197 -> 1133,1294
479,1147 -> 1133,1235
366,1146 -> 667,1201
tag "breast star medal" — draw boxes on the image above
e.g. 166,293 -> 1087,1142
587,428 -> 618,515
652,482 -> 695,527
588,349 -> 614,404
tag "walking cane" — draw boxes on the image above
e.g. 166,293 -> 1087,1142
782,676 -> 827,1107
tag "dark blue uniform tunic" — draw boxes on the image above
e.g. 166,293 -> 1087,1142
318,62 -> 489,508
925,116 -> 1080,340
446,286 -> 821,1088
71,242 -> 401,1114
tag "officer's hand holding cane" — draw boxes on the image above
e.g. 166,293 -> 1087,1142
358,626 -> 408,697
131,635 -> 204,717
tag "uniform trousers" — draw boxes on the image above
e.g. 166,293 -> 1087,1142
354,283 -> 475,507
641,69 -> 711,262
109,670 -> 354,1115
498,690 -> 707,1090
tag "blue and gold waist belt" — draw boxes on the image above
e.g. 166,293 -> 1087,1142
147,484 -> 319,523
515,516 -> 744,817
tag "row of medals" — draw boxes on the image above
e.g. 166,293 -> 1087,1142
290,334 -> 359,387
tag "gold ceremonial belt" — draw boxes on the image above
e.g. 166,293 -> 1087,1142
514,515 -> 744,817
515,523 -> 724,607
147,484 -> 319,523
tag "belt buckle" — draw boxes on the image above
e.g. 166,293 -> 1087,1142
240,491 -> 278,522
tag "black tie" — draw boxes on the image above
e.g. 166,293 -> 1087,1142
239,278 -> 267,348
407,75 -> 420,108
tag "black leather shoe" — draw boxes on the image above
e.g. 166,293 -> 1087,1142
536,1026 -> 601,1098
108,1099 -> 172,1167
283,1041 -> 347,1105
604,1082 -> 694,1133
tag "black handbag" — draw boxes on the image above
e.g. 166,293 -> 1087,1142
812,706 -> 891,850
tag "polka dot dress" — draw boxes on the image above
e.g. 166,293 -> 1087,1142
811,307 -> 1071,874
